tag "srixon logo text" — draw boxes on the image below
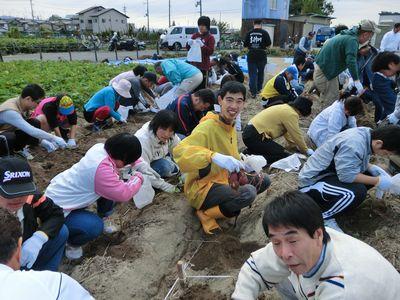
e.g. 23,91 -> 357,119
3,171 -> 31,182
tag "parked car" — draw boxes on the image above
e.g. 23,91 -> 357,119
160,25 -> 220,51
316,26 -> 335,47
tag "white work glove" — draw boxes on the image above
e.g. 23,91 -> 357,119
20,231 -> 48,269
212,153 -> 244,173
40,139 -> 57,153
51,136 -> 67,149
66,139 -> 77,149
388,113 -> 400,125
377,174 -> 393,191
187,39 -> 194,46
119,119 -> 128,124
129,171 -> 144,185
306,148 -> 314,156
354,80 -> 364,95
368,164 -> 389,177
347,77 -> 354,88
165,183 -> 180,193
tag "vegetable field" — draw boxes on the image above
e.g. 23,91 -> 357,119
0,61 -> 145,107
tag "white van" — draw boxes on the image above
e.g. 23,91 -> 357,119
160,25 -> 220,50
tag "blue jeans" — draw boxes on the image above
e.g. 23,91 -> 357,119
64,197 -> 114,247
151,158 -> 178,177
363,89 -> 383,122
32,224 -> 69,271
248,59 -> 267,95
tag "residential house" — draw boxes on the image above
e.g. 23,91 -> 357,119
77,6 -> 129,33
289,13 -> 334,45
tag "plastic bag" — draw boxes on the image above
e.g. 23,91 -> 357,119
187,41 -> 202,62
389,173 -> 400,195
155,86 -> 178,109
241,154 -> 267,173
133,175 -> 155,209
270,153 -> 302,172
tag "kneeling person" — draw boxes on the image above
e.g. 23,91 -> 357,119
232,191 -> 400,299
173,82 -> 271,234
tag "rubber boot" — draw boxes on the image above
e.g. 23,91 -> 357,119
196,206 -> 226,235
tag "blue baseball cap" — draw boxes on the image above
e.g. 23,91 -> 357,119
285,65 -> 299,81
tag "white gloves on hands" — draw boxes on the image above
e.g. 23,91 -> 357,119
51,136 -> 67,149
67,139 -> 77,149
165,183 -> 180,193
212,153 -> 244,173
40,139 -> 57,153
306,148 -> 315,156
377,174 -> 393,191
354,80 -> 364,95
388,113 -> 399,125
368,164 -> 389,177
21,231 -> 48,269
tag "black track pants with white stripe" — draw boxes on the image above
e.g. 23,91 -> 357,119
300,175 -> 370,219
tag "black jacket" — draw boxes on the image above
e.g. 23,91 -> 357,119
244,28 -> 271,62
21,194 -> 65,242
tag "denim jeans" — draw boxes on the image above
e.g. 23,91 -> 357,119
150,158 -> 178,177
248,59 -> 267,95
31,224 -> 69,271
64,197 -> 114,247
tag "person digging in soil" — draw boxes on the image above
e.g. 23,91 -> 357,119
0,208 -> 93,299
299,125 -> 400,232
134,110 -> 181,193
44,133 -> 144,260
0,84 -> 67,157
83,79 -> 131,132
242,95 -> 315,164
31,94 -> 78,149
0,156 -> 68,272
173,82 -> 271,234
232,190 -> 400,300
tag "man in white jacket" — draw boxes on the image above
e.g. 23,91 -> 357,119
380,23 -> 400,52
232,191 -> 400,300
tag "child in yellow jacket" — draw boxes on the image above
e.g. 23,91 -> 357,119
173,82 -> 271,234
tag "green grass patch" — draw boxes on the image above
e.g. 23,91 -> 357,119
0,61 -> 149,108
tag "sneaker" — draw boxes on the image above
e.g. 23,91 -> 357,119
324,218 -> 343,233
17,146 -> 34,160
103,217 -> 120,234
92,120 -> 107,132
65,244 -> 83,260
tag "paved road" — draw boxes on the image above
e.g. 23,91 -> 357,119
2,49 -> 183,62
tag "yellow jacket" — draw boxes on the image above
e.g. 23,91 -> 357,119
250,104 -> 308,153
260,73 -> 291,99
173,112 -> 240,209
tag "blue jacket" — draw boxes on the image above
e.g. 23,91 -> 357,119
372,72 -> 397,118
161,59 -> 201,85
84,86 -> 122,121
299,127 -> 372,187
166,94 -> 204,136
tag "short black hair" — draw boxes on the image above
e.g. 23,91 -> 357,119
104,133 -> 142,165
394,23 -> 400,29
219,81 -> 246,100
262,191 -> 330,243
371,51 -> 400,72
193,89 -> 216,105
253,20 -> 262,25
148,110 -> 178,135
294,55 -> 306,67
142,71 -> 157,84
133,65 -> 148,77
0,208 -> 22,264
371,125 -> 400,155
335,24 -> 348,35
21,84 -> 45,101
343,96 -> 364,116
220,74 -> 236,88
289,95 -> 313,117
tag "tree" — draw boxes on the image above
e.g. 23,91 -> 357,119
289,0 -> 334,16
210,18 -> 229,35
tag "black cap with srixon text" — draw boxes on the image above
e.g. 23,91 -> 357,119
0,157 -> 36,199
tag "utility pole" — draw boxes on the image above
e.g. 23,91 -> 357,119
195,0 -> 202,16
123,4 -> 127,15
29,0 -> 34,20
146,0 -> 149,38
168,0 -> 171,27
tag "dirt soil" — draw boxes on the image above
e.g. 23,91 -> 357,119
27,57 -> 400,299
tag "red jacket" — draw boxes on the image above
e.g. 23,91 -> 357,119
189,32 -> 215,71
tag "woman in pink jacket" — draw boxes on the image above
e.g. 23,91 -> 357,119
45,133 -> 143,259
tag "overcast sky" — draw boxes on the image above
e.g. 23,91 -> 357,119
0,0 -> 398,29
